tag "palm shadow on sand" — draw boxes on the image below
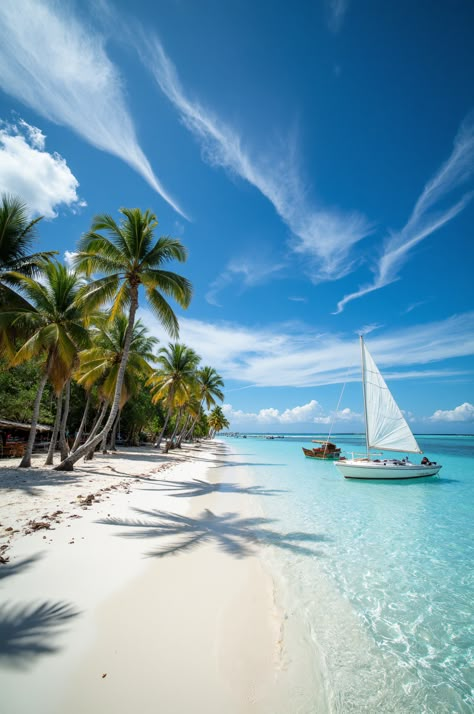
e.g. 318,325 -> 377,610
98,508 -> 329,559
0,601 -> 79,669
0,555 -> 79,669
143,478 -> 286,498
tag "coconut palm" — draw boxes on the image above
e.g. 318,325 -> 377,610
0,193 -> 56,357
0,261 -> 90,467
54,207 -> 192,470
184,366 -> 224,441
207,405 -> 230,438
75,315 -> 158,451
147,343 -> 201,450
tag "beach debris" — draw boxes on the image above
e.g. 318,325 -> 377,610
0,554 -> 10,564
78,494 -> 96,506
4,527 -> 13,532
102,673 -> 107,678
25,520 -> 51,533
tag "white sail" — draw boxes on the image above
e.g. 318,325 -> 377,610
362,341 -> 422,454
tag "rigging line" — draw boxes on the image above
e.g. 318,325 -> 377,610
326,366 -> 352,447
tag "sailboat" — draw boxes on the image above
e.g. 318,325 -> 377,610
335,337 -> 442,480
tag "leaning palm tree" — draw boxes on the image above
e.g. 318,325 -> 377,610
0,261 -> 90,467
147,343 -> 201,450
54,207 -> 192,470
0,193 -> 56,357
75,315 -> 158,451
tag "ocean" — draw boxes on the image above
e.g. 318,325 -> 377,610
223,433 -> 474,714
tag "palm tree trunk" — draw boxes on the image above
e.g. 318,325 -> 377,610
55,286 -> 139,470
154,406 -> 172,449
71,392 -> 91,452
19,372 -> 49,468
166,408 -> 182,451
84,401 -> 108,460
45,389 -> 63,466
109,410 -> 120,450
176,414 -> 192,448
59,380 -> 71,460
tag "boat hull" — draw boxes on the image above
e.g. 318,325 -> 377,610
335,460 -> 442,479
302,447 -> 341,460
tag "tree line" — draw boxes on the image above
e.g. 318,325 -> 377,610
0,194 -> 229,471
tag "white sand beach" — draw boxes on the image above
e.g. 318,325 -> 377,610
0,441 -> 316,714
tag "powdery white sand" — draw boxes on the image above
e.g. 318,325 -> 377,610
0,441 -> 299,714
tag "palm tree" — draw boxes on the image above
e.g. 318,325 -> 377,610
147,343 -> 201,450
54,207 -> 192,470
0,193 -> 56,357
185,366 -> 224,441
207,405 -> 229,438
0,261 -> 90,467
75,315 -> 158,451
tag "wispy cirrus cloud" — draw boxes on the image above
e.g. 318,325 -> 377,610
335,115 -> 474,313
206,254 -> 286,306
139,308 -> 474,389
325,0 -> 350,33
132,32 -> 372,282
0,0 -> 186,217
0,119 -> 84,218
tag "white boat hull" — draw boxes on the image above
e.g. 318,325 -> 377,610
335,460 -> 442,480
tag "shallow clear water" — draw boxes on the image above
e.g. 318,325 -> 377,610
225,434 -> 474,713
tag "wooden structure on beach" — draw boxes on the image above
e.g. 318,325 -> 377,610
0,418 -> 53,458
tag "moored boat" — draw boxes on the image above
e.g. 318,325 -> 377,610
303,440 -> 341,460
335,337 -> 442,480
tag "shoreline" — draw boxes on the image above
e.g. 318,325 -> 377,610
0,441 -> 306,713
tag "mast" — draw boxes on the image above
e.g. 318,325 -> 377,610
360,335 -> 370,459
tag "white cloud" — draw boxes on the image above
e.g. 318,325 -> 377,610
138,308 -> 474,389
358,323 -> 382,336
313,407 -> 362,424
0,119 -> 84,218
335,115 -> 474,313
326,0 -> 350,33
64,250 -> 78,267
429,402 -> 474,423
222,399 -> 325,425
0,0 -> 186,217
133,33 -> 372,282
206,255 -> 286,306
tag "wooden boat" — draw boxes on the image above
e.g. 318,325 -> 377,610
302,440 -> 341,460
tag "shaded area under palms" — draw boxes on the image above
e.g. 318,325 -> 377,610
98,508 -> 329,559
146,478 -> 286,498
0,601 -> 79,669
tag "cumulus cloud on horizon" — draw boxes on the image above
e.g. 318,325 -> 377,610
429,402 -> 474,422
0,119 -> 84,218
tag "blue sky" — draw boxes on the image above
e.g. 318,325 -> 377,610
0,0 -> 473,433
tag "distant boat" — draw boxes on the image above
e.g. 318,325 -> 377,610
302,440 -> 341,460
335,337 -> 442,480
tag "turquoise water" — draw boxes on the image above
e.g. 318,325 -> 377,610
225,434 -> 474,713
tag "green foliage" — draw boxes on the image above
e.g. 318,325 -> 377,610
121,378 -> 163,443
0,357 -> 54,424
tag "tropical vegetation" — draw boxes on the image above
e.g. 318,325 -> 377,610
0,195 -> 226,469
